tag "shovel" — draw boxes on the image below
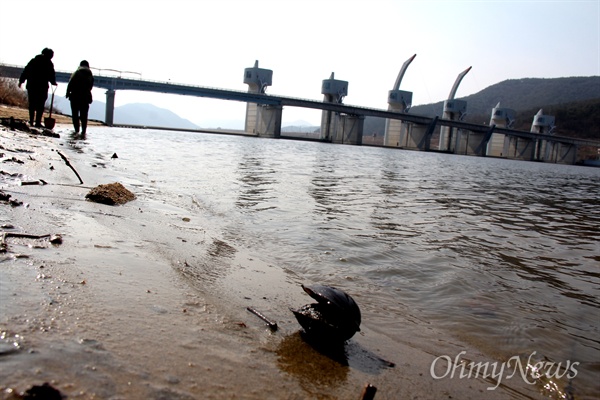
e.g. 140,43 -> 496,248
44,85 -> 56,130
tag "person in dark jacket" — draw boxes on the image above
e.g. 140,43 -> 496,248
19,48 -> 57,127
66,60 -> 94,134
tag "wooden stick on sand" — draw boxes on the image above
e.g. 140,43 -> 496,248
56,150 -> 83,184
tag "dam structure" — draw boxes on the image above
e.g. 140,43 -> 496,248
243,61 -> 280,137
1,62 -> 597,165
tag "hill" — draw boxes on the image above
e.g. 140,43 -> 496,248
513,99 -> 600,140
365,76 -> 600,140
410,76 -> 600,118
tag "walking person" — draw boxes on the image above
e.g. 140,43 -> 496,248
66,60 -> 94,134
18,48 -> 57,127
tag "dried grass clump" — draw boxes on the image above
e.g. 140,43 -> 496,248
0,78 -> 28,107
85,182 -> 136,205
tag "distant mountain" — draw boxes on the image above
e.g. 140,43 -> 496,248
54,97 -> 320,131
114,103 -> 199,129
284,119 -> 314,127
54,96 -> 200,130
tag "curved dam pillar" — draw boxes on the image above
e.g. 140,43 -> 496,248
384,54 -> 415,148
487,102 -> 516,157
243,60 -> 281,137
320,73 -> 362,144
439,67 -> 471,152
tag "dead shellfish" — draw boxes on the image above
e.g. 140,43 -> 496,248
291,284 -> 361,342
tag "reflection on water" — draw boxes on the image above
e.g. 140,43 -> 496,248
236,152 -> 277,212
276,332 -> 349,393
276,331 -> 394,395
86,127 -> 600,397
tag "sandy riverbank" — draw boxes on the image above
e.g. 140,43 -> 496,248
0,104 -> 103,127
0,112 -> 546,399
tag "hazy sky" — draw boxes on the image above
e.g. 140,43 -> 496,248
1,0 -> 598,127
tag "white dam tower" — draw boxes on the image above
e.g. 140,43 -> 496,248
320,73 -> 363,144
487,102 -> 516,157
384,54 -> 416,147
243,60 -> 281,137
438,66 -> 471,152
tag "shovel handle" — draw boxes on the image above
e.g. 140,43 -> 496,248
48,85 -> 56,118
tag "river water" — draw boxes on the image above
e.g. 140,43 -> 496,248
76,127 -> 599,397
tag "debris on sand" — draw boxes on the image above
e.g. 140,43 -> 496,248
0,232 -> 63,253
22,382 -> 64,400
0,190 -> 23,207
85,182 -> 136,205
0,117 -> 60,138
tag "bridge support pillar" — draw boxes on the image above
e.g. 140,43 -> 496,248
331,115 -> 364,145
320,73 -> 348,142
105,89 -> 115,126
246,104 -> 282,138
455,131 -> 488,156
320,110 -> 340,141
406,123 -> 429,150
534,140 -> 577,164
385,121 -> 430,150
505,136 -> 535,161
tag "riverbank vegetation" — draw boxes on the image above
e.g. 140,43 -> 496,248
0,77 -> 27,107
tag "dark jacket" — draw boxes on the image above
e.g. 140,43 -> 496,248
19,54 -> 57,92
66,67 -> 94,104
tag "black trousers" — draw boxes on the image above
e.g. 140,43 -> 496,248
27,90 -> 48,126
70,101 -> 90,133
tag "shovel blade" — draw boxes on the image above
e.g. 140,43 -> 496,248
44,117 -> 55,130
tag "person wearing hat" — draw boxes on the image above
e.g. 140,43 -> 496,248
66,60 -> 94,135
19,48 -> 58,127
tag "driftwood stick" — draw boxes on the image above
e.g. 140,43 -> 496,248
360,383 -> 377,400
246,307 -> 278,331
56,150 -> 83,184
1,232 -> 63,253
3,233 -> 51,240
